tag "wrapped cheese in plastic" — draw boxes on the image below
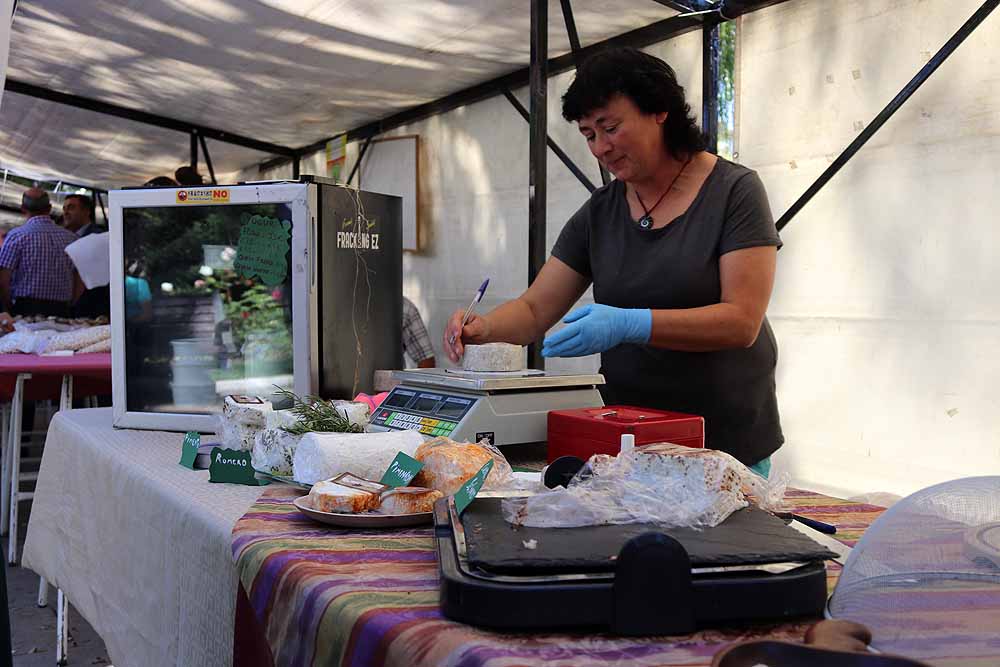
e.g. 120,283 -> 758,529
502,443 -> 786,529
292,429 -> 426,485
412,436 -> 515,495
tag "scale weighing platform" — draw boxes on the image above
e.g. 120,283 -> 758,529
367,368 -> 605,446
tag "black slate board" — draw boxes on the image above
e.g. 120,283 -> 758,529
461,498 -> 837,575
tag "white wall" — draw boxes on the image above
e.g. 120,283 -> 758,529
738,0 -> 1000,498
247,33 -> 703,377
247,1 -> 1000,499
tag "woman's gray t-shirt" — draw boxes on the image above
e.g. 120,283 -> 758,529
550,157 -> 783,465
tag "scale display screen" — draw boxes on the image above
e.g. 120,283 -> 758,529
382,389 -> 415,409
436,397 -> 472,419
370,388 -> 475,437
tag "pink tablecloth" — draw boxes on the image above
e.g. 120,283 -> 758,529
0,353 -> 112,401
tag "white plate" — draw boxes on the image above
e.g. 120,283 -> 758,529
293,495 -> 432,528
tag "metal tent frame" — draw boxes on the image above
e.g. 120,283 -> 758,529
4,0 -> 998,365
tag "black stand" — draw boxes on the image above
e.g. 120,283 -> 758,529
613,533 -> 695,635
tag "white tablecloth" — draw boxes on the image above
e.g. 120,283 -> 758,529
22,408 -> 266,667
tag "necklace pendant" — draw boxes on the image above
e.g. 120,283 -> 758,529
638,214 -> 652,229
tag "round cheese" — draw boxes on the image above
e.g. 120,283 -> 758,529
462,343 -> 525,372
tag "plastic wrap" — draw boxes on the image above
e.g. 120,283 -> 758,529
502,443 -> 787,529
412,436 -> 515,494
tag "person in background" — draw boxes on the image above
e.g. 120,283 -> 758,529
144,176 -> 179,187
61,193 -> 102,237
174,166 -> 204,186
0,188 -> 77,317
402,297 -> 435,368
444,48 -> 782,476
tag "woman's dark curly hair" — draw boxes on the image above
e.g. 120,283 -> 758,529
562,47 -> 704,159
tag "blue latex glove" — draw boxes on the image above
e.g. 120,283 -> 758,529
542,304 -> 652,358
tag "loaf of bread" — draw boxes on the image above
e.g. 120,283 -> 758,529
307,475 -> 386,514
412,436 -> 513,495
462,343 -> 525,372
378,487 -> 443,514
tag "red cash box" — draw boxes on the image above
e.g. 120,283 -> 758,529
546,405 -> 704,463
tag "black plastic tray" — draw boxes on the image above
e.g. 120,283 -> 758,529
434,498 -> 834,635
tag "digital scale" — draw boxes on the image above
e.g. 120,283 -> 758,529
367,368 -> 605,446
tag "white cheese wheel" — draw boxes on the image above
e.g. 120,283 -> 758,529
223,395 -> 272,426
462,343 -> 525,372
329,399 -> 371,427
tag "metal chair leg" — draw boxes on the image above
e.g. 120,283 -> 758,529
37,576 -> 48,607
0,403 -> 10,537
7,374 -> 28,565
56,588 -> 68,666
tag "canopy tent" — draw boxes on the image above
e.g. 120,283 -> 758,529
0,0 -> 696,191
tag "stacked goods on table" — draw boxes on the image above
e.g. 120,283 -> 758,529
219,385 -> 517,518
0,317 -> 111,354
307,474 -> 444,515
303,438 -> 514,516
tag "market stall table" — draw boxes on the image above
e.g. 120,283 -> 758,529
1,352 -> 112,553
22,407 -> 261,667
21,406 -> 896,667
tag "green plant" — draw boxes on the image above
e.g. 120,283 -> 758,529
273,386 -> 365,435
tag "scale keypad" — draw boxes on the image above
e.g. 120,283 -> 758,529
374,410 -> 457,436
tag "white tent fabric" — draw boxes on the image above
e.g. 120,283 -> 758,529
0,1 -> 677,190
0,0 -> 12,109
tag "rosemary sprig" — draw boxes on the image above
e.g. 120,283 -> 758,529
273,386 -> 365,435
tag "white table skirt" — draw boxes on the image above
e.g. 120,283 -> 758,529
23,408 -> 266,667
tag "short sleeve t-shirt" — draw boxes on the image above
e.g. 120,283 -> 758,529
551,157 -> 783,465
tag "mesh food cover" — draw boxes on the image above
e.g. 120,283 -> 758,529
828,476 -> 1000,665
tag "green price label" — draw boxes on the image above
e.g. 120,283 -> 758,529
379,451 -> 424,488
208,447 -> 269,486
233,214 -> 291,286
454,459 -> 494,514
179,432 -> 200,469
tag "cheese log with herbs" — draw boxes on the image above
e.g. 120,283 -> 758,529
307,479 -> 382,513
378,487 -> 443,514
461,343 -> 525,372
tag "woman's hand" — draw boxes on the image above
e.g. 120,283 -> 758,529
443,310 -> 491,363
542,304 -> 651,357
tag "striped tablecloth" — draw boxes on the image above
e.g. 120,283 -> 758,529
232,487 -> 884,667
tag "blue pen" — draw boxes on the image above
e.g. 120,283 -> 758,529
449,278 -> 490,345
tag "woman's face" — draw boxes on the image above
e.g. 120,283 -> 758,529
577,94 -> 668,183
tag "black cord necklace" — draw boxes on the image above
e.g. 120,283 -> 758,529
634,156 -> 693,229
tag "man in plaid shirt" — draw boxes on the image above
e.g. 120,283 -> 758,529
0,188 -> 79,317
402,297 -> 436,368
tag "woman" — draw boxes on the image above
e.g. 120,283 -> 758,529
443,48 -> 782,475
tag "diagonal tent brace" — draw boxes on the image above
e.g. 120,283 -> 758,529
559,0 -> 611,186
776,0 -> 1000,231
503,90 -> 597,194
